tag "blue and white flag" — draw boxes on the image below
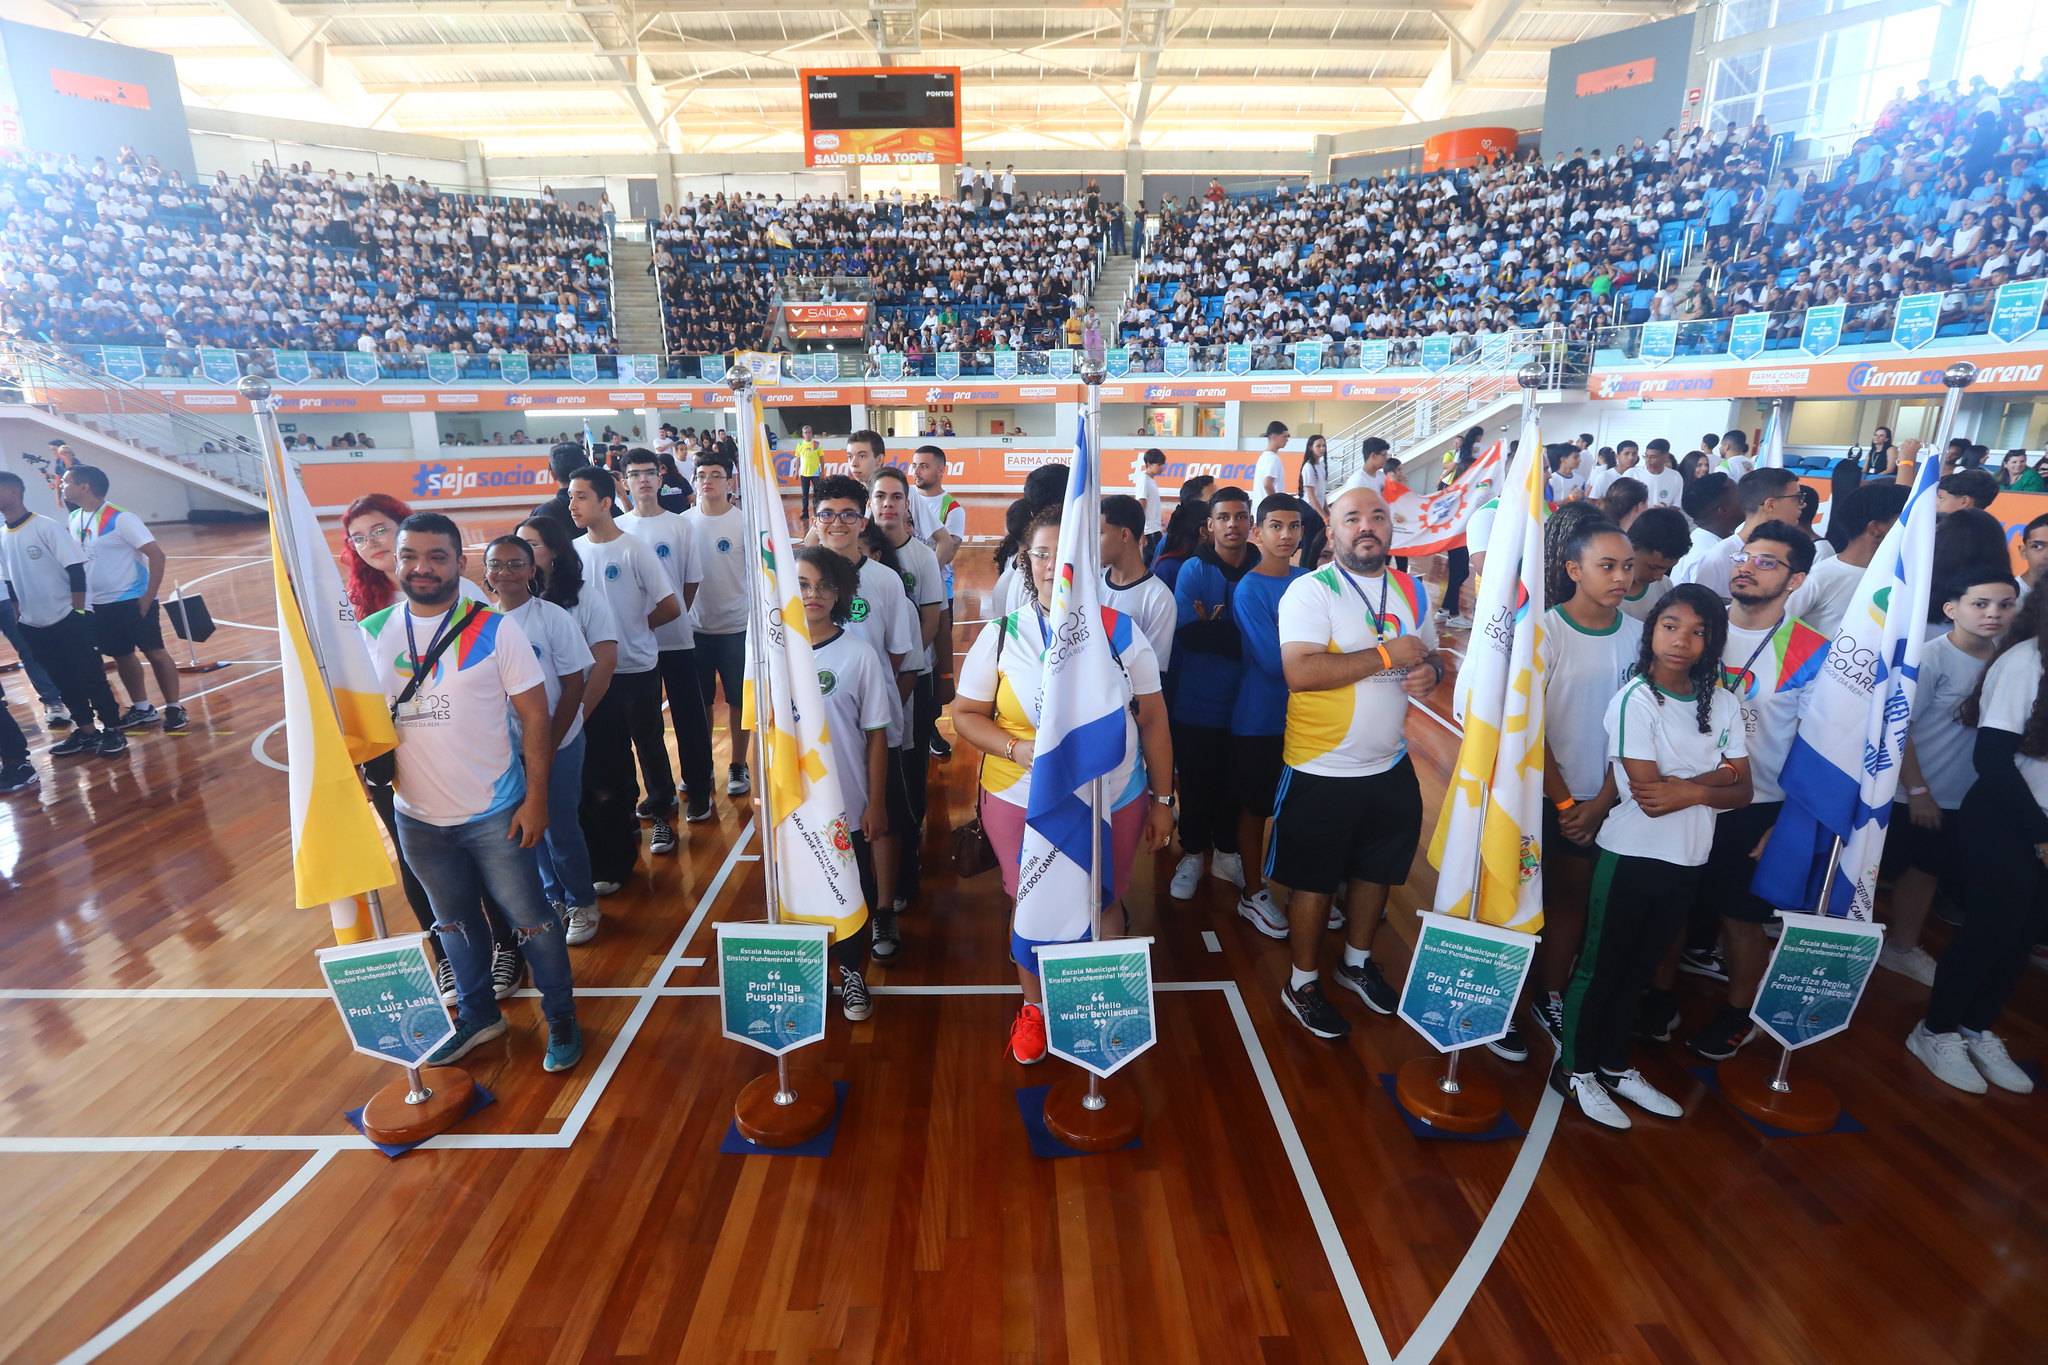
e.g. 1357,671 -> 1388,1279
1752,456 -> 1940,919
1017,413 -> 1126,966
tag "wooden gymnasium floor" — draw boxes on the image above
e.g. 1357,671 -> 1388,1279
2,512 -> 2046,1365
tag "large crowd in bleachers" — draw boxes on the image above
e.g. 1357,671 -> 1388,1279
652,189 -> 1106,358
0,149 -> 615,369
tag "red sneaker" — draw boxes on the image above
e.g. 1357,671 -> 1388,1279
1008,1003 -> 1048,1065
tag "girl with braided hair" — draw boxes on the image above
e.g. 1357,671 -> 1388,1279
1555,583 -> 1751,1131
1910,576 -> 2048,1094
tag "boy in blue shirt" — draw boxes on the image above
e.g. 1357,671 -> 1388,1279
1230,494 -> 1308,938
1168,486 -> 1258,900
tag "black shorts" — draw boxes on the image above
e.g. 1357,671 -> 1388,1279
693,630 -> 746,710
1266,758 -> 1422,896
1544,800 -> 1597,863
1880,803 -> 1961,880
90,598 -> 163,656
1701,800 -> 1782,923
1233,733 -> 1285,817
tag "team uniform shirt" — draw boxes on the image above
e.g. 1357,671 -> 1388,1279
1679,530 -> 1744,597
1909,634 -> 1992,809
1636,464 -> 1685,509
910,488 -> 967,598
1,513 -> 87,627
681,504 -> 749,635
1232,566 -> 1308,736
1596,680 -> 1747,866
361,603 -> 545,826
1973,638 -> 2048,816
1786,552 -> 1864,636
574,531 -> 671,674
1548,472 -> 1583,504
617,508 -> 702,651
1619,576 -> 1670,622
809,627 -> 897,818
1171,547 -> 1258,727
795,439 -> 824,478
1719,615 -> 1828,802
68,503 -> 154,604
1669,524 -> 1725,587
1541,606 -> 1644,800
1253,450 -> 1288,503
1134,470 -> 1164,535
1718,454 -> 1755,479
500,596 -> 596,750
1300,459 -> 1328,514
845,555 -> 918,745
1102,571 -> 1176,672
1588,464 -> 1631,499
1276,564 -> 1435,778
956,603 -> 1162,811
889,534 -> 944,674
1354,466 -> 1389,496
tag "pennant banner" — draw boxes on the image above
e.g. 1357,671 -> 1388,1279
498,351 -> 530,385
1729,310 -> 1770,361
935,350 -> 961,380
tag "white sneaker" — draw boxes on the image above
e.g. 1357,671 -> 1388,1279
1879,943 -> 1939,988
1907,1022 -> 1988,1094
1236,889 -> 1288,939
1168,853 -> 1202,900
1326,903 -> 1347,930
1566,1072 -> 1631,1130
592,880 -> 623,897
1600,1069 -> 1682,1119
1210,850 -> 1245,890
565,905 -> 600,946
1964,1030 -> 2035,1094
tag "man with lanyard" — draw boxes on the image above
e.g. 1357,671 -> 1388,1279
1167,486 -> 1258,900
618,448 -> 715,826
1270,486 -> 1443,1040
795,425 -> 824,525
569,466 -> 685,859
909,443 -> 965,757
0,471 -> 124,758
1679,521 -> 1828,1061
872,467 -> 943,911
60,464 -> 186,734
359,513 -> 583,1074
683,451 -> 753,798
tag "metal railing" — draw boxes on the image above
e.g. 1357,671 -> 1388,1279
2,336 -> 266,497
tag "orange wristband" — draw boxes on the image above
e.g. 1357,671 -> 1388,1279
1376,643 -> 1392,670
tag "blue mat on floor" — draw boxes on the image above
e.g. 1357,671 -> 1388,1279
344,1083 -> 497,1158
1689,1065 -> 1866,1138
719,1080 -> 849,1157
1375,1073 -> 1524,1142
1015,1083 -> 1142,1158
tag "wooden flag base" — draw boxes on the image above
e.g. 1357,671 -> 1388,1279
1396,1055 -> 1503,1134
1719,1054 -> 1838,1134
1043,1073 -> 1141,1152
735,1064 -> 835,1148
361,1066 -> 476,1147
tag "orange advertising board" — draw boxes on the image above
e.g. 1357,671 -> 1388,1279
782,303 -> 869,340
1576,58 -> 1657,98
1421,127 -> 1517,173
1591,350 -> 2048,401
801,66 -> 963,167
51,69 -> 151,110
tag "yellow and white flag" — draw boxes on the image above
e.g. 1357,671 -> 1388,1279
734,392 -> 870,942
1427,408 -> 1546,932
255,404 -> 397,931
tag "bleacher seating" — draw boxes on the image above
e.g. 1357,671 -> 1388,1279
0,150 -> 615,369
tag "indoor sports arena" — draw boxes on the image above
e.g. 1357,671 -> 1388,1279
3,1 -> 2048,1359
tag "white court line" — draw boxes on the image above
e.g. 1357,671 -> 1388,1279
249,720 -> 286,773
172,559 -> 268,593
1201,931 -> 1222,953
1221,980 -> 1395,1365
55,1147 -> 339,1365
208,618 -> 279,633
183,664 -> 280,704
1391,1084 -> 1564,1365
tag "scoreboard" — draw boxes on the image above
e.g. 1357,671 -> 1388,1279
800,67 -> 962,167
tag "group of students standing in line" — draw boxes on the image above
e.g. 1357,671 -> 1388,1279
1539,450 -> 2048,1128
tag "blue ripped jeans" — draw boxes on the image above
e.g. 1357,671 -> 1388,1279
395,806 -> 577,1029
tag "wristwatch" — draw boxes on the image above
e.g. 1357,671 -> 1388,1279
1150,791 -> 1176,809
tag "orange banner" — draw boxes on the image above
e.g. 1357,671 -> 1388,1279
1576,58 -> 1657,98
1591,351 -> 2048,401
51,69 -> 152,110
783,303 -> 869,340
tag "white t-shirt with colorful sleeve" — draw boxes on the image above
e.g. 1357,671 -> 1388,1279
1276,564 -> 1435,778
68,503 -> 154,605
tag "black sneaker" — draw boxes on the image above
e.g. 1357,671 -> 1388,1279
490,942 -> 525,1000
839,965 -> 872,1021
684,800 -> 714,824
649,817 -> 677,854
434,955 -> 458,1005
1686,1005 -> 1759,1061
871,904 -> 901,961
161,704 -> 188,734
726,763 -> 751,797
1678,947 -> 1729,981
1486,1021 -> 1530,1063
1281,980 -> 1351,1040
929,732 -> 953,760
1632,988 -> 1680,1043
635,794 -> 677,819
97,727 -> 129,758
1530,996 -> 1564,1048
50,728 -> 99,758
115,703 -> 160,730
0,762 -> 39,795
1333,958 -> 1397,1015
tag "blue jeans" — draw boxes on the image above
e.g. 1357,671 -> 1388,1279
536,733 -> 596,908
396,806 -> 577,1028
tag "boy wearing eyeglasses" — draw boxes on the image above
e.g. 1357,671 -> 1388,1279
1673,521 -> 1831,1063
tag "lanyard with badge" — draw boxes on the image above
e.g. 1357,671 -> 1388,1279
1723,617 -> 1781,699
1334,561 -> 1394,643
393,602 -> 479,722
